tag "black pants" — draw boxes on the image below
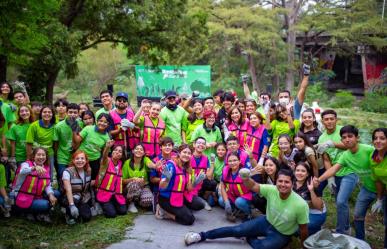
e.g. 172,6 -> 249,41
100,197 -> 126,218
200,179 -> 217,194
252,194 -> 267,214
89,159 -> 101,180
66,201 -> 92,222
158,195 -> 204,225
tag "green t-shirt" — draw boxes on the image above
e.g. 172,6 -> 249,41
159,106 -> 188,146
78,125 -> 110,161
268,119 -> 300,158
190,125 -> 223,158
95,106 -> 113,120
260,185 -> 309,235
214,157 -> 225,182
6,123 -> 30,162
318,125 -> 347,176
337,144 -> 375,192
122,157 -> 152,183
1,101 -> 16,124
53,119 -> 77,165
0,164 -> 6,188
183,117 -> 204,144
26,120 -> 54,155
371,151 -> 387,186
0,121 -> 8,149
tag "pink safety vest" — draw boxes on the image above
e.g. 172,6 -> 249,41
227,119 -> 249,147
164,160 -> 188,207
184,155 -> 209,202
15,161 -> 51,209
142,116 -> 165,158
109,108 -> 139,149
246,124 -> 266,161
96,158 -> 126,205
222,165 -> 252,203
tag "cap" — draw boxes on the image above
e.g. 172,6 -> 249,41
164,90 -> 177,98
179,93 -> 189,100
116,92 -> 128,100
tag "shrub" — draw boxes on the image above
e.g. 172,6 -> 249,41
330,90 -> 356,108
304,81 -> 331,106
360,92 -> 387,113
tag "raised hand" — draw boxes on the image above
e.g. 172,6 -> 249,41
162,166 -> 173,180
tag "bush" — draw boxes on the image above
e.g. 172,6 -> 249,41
304,81 -> 331,106
360,92 -> 387,113
330,90 -> 356,108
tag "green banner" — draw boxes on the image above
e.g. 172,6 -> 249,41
135,65 -> 211,98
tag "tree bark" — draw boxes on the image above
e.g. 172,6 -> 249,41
0,55 -> 7,83
45,67 -> 60,104
247,53 -> 261,93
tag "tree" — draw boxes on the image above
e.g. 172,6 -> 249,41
13,0 -> 208,103
0,0 -> 58,83
202,0 -> 287,94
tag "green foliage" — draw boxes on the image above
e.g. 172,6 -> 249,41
360,92 -> 387,113
330,90 -> 356,108
304,81 -> 331,106
0,211 -> 135,249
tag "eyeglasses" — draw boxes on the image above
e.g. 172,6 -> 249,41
167,96 -> 176,100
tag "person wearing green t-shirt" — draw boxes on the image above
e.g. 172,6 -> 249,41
73,113 -> 111,180
0,163 -> 12,217
159,90 -> 188,146
316,125 -> 375,236
53,103 -> 80,180
54,98 -> 68,123
182,99 -> 204,144
26,105 -> 56,180
95,90 -> 115,120
190,110 -> 222,158
315,109 -> 347,196
213,143 -> 226,183
369,128 -> 387,247
122,144 -> 160,213
6,105 -> 33,168
185,168 -> 309,248
266,104 -> 300,158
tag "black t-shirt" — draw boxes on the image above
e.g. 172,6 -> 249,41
301,128 -> 322,145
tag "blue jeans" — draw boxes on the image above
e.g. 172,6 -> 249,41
354,187 -> 376,240
316,168 -> 328,196
201,215 -> 291,249
0,196 -> 4,206
308,212 -> 327,235
335,174 -> 359,233
29,190 -> 61,213
57,164 -> 67,181
219,196 -> 252,215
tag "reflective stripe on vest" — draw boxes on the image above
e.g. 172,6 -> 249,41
222,165 -> 252,202
142,116 -> 165,157
246,124 -> 265,159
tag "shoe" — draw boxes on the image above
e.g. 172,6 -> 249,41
226,212 -> 236,222
331,227 -> 351,235
36,214 -> 52,223
3,210 -> 10,218
155,204 -> 165,220
184,232 -> 202,246
128,202 -> 138,214
65,214 -> 76,225
204,202 -> 212,211
26,213 -> 36,221
207,195 -> 215,207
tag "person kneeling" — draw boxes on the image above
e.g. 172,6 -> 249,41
96,141 -> 126,218
62,150 -> 93,224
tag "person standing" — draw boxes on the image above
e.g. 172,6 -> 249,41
160,90 -> 188,146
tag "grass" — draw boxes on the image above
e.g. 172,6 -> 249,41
0,210 -> 135,249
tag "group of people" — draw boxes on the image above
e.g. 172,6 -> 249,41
0,73 -> 385,249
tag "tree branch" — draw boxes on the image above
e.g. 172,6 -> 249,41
81,38 -> 125,51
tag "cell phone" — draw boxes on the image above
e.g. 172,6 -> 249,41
241,75 -> 248,83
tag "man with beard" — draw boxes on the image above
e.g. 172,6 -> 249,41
96,90 -> 115,119
159,90 -> 188,146
109,92 -> 137,152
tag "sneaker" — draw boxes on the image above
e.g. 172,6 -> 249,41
36,214 -> 52,223
204,202 -> 212,211
226,212 -> 236,222
65,214 -> 76,225
26,213 -> 36,221
155,204 -> 165,220
3,210 -> 10,218
94,202 -> 104,215
184,232 -> 202,246
128,202 -> 138,214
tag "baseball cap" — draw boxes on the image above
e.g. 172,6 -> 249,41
164,90 -> 177,99
116,92 -> 128,100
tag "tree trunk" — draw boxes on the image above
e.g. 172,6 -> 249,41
0,55 -> 7,83
247,53 -> 261,93
45,68 -> 60,104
